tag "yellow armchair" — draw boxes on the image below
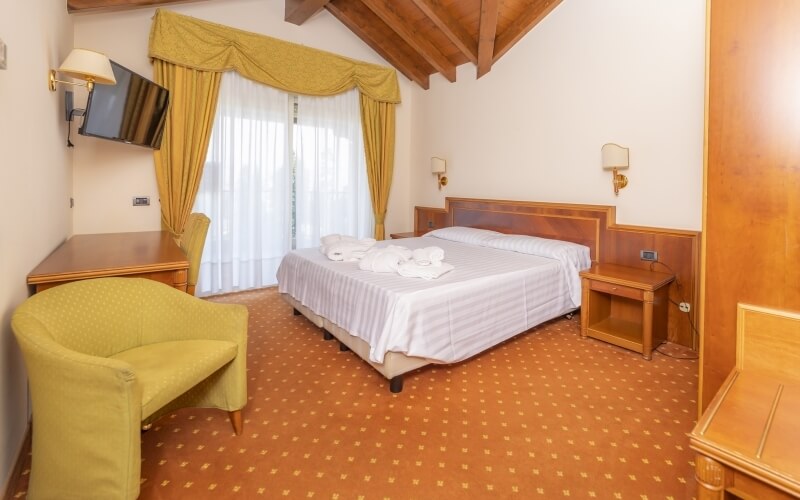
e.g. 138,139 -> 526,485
12,277 -> 248,500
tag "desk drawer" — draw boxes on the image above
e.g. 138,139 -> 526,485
589,280 -> 643,301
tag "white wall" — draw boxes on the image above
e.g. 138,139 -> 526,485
410,0 -> 705,230
0,0 -> 73,490
71,0 -> 413,235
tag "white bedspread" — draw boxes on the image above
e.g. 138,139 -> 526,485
276,238 -> 578,364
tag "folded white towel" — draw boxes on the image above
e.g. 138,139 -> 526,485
320,234 -> 376,261
412,246 -> 445,267
319,234 -> 376,255
397,261 -> 454,280
325,242 -> 374,262
359,245 -> 413,273
320,234 -> 349,254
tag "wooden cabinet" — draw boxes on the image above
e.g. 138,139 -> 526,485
580,263 -> 674,360
701,0 -> 800,410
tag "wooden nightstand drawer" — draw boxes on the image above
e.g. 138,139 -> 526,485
589,279 -> 643,301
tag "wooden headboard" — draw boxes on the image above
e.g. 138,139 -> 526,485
414,198 -> 613,262
415,197 -> 701,349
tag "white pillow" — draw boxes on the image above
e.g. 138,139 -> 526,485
484,234 -> 590,263
423,226 -> 503,246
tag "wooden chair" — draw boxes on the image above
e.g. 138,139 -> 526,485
690,303 -> 800,499
177,212 -> 211,295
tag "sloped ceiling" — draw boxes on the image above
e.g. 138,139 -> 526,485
67,0 -> 563,89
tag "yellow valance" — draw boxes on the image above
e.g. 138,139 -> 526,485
148,9 -> 400,104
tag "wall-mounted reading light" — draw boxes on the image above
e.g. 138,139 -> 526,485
431,156 -> 447,190
601,143 -> 629,195
48,48 -> 116,93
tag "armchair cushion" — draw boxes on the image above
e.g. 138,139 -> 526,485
110,339 -> 237,420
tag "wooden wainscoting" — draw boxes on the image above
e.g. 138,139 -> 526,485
414,198 -> 700,349
605,225 -> 700,349
415,206 -> 448,235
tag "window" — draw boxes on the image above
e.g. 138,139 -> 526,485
194,72 -> 373,295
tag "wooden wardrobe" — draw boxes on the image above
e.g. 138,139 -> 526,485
700,0 -> 800,410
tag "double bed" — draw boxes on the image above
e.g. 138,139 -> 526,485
277,198 -> 608,392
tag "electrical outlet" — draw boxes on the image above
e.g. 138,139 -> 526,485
427,220 -> 434,228
132,196 -> 150,206
640,250 -> 658,261
679,302 -> 691,313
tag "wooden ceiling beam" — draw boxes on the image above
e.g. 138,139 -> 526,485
67,0 -> 204,13
409,0 -> 478,65
285,0 -> 331,25
359,0 -> 457,83
494,0 -> 562,63
326,1 -> 431,89
476,0 -> 499,78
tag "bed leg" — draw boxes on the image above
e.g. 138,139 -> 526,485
322,329 -> 334,341
389,376 -> 403,393
293,308 -> 301,316
339,341 -> 350,352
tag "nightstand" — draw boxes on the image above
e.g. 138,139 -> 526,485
389,231 -> 422,239
579,263 -> 674,360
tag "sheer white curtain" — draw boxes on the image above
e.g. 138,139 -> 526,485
194,72 -> 291,295
294,89 -> 373,249
194,74 -> 373,295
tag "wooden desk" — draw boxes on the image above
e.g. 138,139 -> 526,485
27,231 -> 189,293
689,304 -> 800,499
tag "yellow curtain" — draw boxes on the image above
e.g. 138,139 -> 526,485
152,60 -> 221,236
148,9 -> 400,238
360,95 -> 396,240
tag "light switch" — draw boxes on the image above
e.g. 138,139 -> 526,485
132,196 -> 150,206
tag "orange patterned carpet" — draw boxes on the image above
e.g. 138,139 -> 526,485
14,287 -> 699,499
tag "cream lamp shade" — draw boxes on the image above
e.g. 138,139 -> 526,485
431,157 -> 448,190
49,49 -> 116,92
601,143 -> 629,195
601,143 -> 629,170
431,157 -> 446,174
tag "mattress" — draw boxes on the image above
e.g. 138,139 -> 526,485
276,237 -> 581,364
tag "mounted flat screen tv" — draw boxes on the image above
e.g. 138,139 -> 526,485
79,60 -> 169,149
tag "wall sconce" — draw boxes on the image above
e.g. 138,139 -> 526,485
48,48 -> 116,93
431,156 -> 448,190
601,143 -> 629,195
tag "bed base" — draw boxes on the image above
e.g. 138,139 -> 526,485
288,296 -> 576,394
320,326 -> 400,391
285,295 -> 435,393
